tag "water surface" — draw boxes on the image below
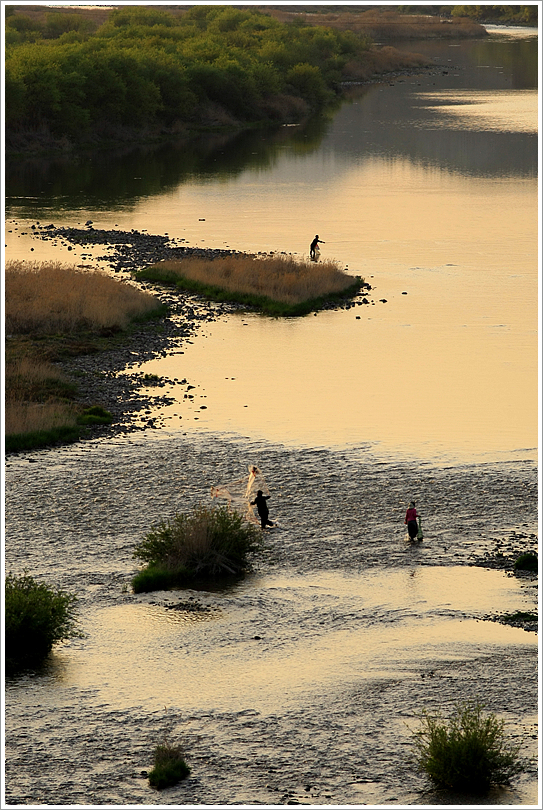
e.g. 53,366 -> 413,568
5,29 -> 538,463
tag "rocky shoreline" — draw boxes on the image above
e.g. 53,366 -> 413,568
24,224 -> 376,443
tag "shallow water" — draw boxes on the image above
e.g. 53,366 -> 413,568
4,435 -> 539,805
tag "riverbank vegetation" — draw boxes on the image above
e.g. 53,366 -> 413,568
136,254 -> 368,316
412,702 -> 525,793
5,4 -> 433,152
268,7 -> 486,39
132,505 -> 262,593
5,572 -> 81,674
5,260 -> 164,451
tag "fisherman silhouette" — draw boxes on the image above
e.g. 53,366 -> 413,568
251,490 -> 273,529
310,234 -> 325,259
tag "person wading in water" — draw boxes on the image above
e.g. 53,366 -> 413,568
404,501 -> 419,541
310,234 -> 325,259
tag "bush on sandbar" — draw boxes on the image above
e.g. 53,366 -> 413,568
148,739 -> 190,790
132,504 -> 261,592
514,552 -> 538,572
5,572 -> 81,674
411,702 -> 524,793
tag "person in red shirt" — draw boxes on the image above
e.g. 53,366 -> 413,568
405,501 -> 419,540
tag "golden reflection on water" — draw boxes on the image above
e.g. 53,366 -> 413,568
65,567 -> 536,711
127,150 -> 537,460
413,90 -> 538,133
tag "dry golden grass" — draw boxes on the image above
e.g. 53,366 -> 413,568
150,254 -> 357,306
343,45 -> 429,81
5,355 -> 69,402
268,9 -> 484,40
5,260 -> 160,334
4,401 -> 78,437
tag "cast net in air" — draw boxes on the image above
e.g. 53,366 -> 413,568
211,465 -> 270,524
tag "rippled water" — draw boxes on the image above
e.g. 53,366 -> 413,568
4,435 -> 538,805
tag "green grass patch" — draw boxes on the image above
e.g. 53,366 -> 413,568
76,405 -> 113,425
148,740 -> 190,790
5,424 -> 82,453
514,553 -> 538,572
411,702 -> 525,794
133,504 -> 261,593
5,571 -> 81,674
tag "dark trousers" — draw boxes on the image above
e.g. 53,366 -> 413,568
407,519 -> 418,539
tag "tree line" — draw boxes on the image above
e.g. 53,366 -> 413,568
5,5 -> 372,139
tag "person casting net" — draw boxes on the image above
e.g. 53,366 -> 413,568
211,465 -> 273,527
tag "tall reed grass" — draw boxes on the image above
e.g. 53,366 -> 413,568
5,260 -> 161,334
148,740 -> 190,790
5,355 -> 76,401
139,254 -> 364,314
5,260 -> 163,448
4,401 -> 78,437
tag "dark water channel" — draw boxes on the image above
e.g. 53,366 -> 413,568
3,26 -> 539,807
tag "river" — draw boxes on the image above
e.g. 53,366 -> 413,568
3,25 -> 539,807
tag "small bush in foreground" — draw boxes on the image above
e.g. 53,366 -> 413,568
411,702 -> 524,794
5,572 -> 81,674
148,740 -> 190,790
133,504 -> 261,592
514,552 -> 538,572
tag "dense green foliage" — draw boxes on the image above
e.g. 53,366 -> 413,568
133,504 -> 262,593
5,572 -> 80,673
450,5 -> 538,23
5,5 -> 371,138
148,741 -> 191,790
412,703 -> 524,793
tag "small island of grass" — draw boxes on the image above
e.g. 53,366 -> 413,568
136,254 -> 368,316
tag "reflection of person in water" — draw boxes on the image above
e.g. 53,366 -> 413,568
310,234 -> 324,258
404,501 -> 419,540
251,490 -> 273,529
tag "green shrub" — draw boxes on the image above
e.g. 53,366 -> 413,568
514,552 -> 538,572
76,405 -> 113,425
412,702 -> 524,793
148,740 -> 190,790
132,563 -> 191,594
5,572 -> 81,674
133,504 -> 261,592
